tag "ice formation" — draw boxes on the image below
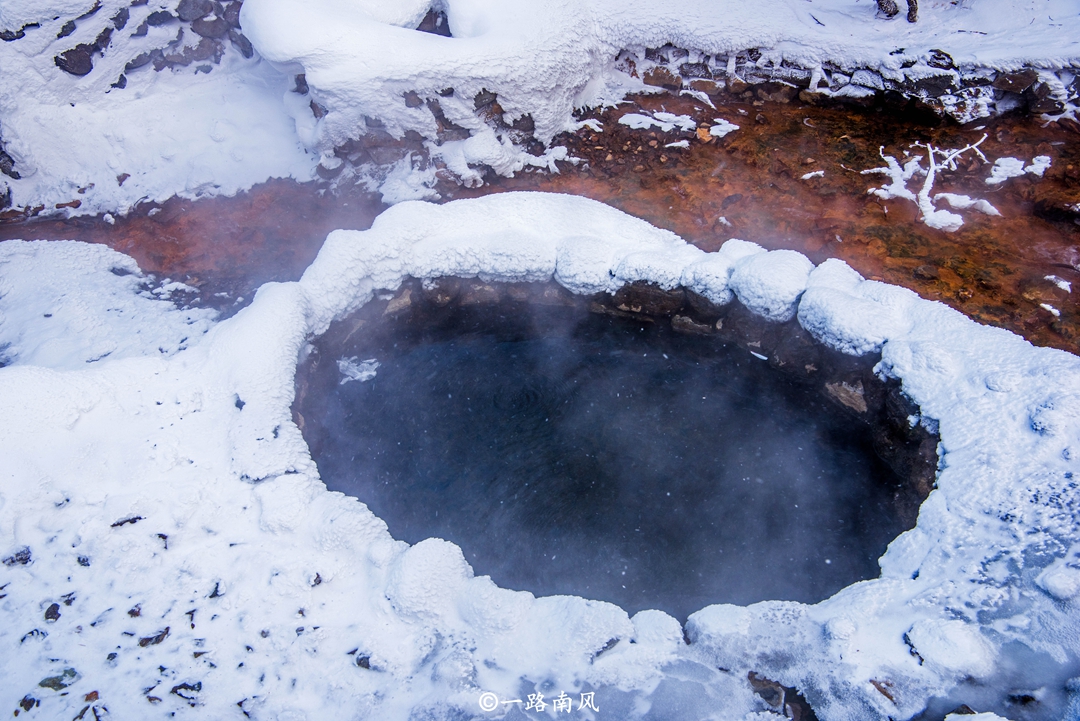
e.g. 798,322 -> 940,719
2,192 -> 1079,720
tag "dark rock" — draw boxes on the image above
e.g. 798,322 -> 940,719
57,20 -> 77,39
0,148 -> 19,180
1027,82 -> 1064,114
45,603 -> 61,622
613,281 -> 685,316
643,66 -> 681,90
177,0 -> 213,21
415,9 -> 451,37
77,1 -> 102,19
189,36 -> 222,62
926,49 -> 953,70
913,72 -> 957,95
420,277 -> 460,307
171,681 -> 202,702
19,696 -> 38,712
125,50 -> 155,72
671,314 -> 716,336
146,11 -> 176,25
473,89 -> 497,109
688,78 -> 720,95
112,7 -> 130,29
2,23 -> 40,42
316,161 -> 344,180
192,16 -> 228,38
139,627 -> 170,647
228,30 -> 253,58
644,47 -> 668,63
510,113 -> 535,133
403,90 -> 422,108
1034,199 -> 1080,223
110,73 -> 127,89
678,62 -> 711,79
92,26 -> 112,52
310,99 -> 327,119
293,73 -> 308,94
992,69 -> 1037,93
223,2 -> 242,28
55,45 -> 94,75
769,323 -> 824,381
684,289 -> 726,319
38,668 -> 78,691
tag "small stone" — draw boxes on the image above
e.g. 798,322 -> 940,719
671,315 -> 715,336
223,2 -> 242,28
404,90 -> 422,108
146,10 -> 176,25
727,76 -> 749,93
44,603 -> 61,622
688,78 -> 719,95
384,288 -> 412,316
57,20 -> 76,39
825,380 -> 868,413
643,66 -> 681,90
228,29 -> 252,57
54,45 -> 94,76
176,0 -> 213,21
633,164 -> 645,172
38,668 -> 79,691
913,265 -> 939,281
191,16 -> 228,38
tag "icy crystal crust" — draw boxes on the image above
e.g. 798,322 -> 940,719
2,192 -> 1080,720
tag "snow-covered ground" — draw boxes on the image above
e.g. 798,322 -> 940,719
2,0 -> 1079,214
2,192 -> 1079,720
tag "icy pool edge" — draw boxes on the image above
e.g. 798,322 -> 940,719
2,191 -> 1079,720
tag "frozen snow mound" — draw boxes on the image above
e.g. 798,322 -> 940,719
241,0 -> 1080,165
0,0 -> 316,216
0,239 -> 217,370
3,191 -> 1080,720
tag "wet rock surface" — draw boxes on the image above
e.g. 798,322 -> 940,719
296,278 -> 934,619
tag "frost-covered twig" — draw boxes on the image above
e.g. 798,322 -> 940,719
862,134 -> 997,232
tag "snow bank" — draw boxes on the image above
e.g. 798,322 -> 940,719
0,0 -> 316,216
0,239 -> 216,369
3,191 -> 1080,720
241,0 -> 1080,165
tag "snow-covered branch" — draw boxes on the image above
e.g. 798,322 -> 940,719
862,134 -> 998,232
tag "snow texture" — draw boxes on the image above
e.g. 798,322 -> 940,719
0,0 -> 317,217
4,191 -> 1080,720
0,239 -> 216,370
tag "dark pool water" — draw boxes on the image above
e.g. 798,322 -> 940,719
301,305 -> 908,619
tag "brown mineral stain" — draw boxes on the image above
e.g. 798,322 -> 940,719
447,94 -> 1080,353
1,94 -> 1078,352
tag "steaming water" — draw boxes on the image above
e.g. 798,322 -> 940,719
303,307 -> 909,620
